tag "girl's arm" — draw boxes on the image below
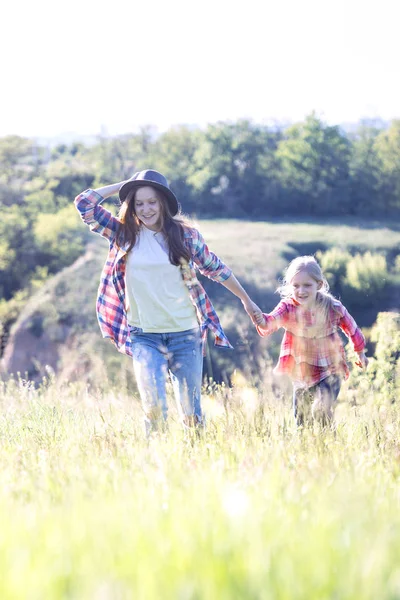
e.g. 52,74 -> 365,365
74,181 -> 126,242
337,303 -> 369,369
355,352 -> 369,369
255,301 -> 289,337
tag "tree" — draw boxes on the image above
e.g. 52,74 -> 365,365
0,135 -> 33,185
348,121 -> 382,215
146,126 -> 200,212
188,121 -> 279,216
91,127 -> 156,186
374,120 -> 400,212
276,113 -> 351,215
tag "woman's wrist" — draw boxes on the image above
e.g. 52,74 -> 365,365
240,294 -> 252,305
93,182 -> 125,199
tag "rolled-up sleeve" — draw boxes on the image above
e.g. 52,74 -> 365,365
188,228 -> 232,282
74,189 -> 119,242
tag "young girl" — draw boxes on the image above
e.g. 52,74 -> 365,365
254,256 -> 368,426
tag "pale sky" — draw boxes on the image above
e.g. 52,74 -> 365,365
1,0 -> 399,140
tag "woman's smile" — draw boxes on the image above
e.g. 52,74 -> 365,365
134,186 -> 163,231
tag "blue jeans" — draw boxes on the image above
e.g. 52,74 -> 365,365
129,326 -> 203,430
293,374 -> 342,427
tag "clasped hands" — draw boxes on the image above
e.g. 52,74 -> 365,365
242,300 -> 265,326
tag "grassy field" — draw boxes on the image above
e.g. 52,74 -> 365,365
1,217 -> 399,598
1,376 -> 400,599
197,217 -> 400,289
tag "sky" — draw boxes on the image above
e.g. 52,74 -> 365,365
1,0 -> 399,140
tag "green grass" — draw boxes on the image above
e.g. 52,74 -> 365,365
198,217 -> 400,285
1,376 -> 400,599
2,218 -> 399,598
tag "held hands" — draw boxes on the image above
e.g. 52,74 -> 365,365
253,310 -> 266,326
242,299 -> 265,326
355,352 -> 369,369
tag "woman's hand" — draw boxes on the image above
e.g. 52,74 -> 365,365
355,352 -> 369,369
242,299 -> 264,326
254,312 -> 266,326
219,275 -> 265,326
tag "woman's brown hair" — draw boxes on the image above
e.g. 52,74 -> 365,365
115,187 -> 191,266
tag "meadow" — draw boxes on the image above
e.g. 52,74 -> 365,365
1,375 -> 400,599
1,217 -> 399,599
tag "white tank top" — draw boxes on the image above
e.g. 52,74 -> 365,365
125,226 -> 198,333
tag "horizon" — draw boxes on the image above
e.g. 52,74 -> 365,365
3,114 -> 393,148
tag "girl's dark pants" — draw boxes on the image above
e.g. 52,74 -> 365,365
293,374 -> 341,427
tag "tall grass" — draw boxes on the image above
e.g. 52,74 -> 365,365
0,374 -> 400,599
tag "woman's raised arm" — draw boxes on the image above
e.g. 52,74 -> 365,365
93,181 -> 126,199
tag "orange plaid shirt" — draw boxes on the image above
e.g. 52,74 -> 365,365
257,296 -> 366,388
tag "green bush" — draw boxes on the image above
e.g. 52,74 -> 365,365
370,312 -> 400,399
316,249 -> 394,314
316,248 -> 351,291
351,311 -> 400,404
344,251 -> 389,294
33,205 -> 87,272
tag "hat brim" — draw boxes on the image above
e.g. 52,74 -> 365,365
119,180 -> 179,216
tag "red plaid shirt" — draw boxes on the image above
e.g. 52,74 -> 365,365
257,297 -> 366,387
74,190 -> 233,357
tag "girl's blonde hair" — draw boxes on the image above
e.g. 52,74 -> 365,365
278,255 -> 339,317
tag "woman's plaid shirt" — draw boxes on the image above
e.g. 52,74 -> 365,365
74,190 -> 233,357
256,297 -> 366,387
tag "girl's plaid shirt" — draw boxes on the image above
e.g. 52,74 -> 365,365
256,297 -> 366,387
74,190 -> 233,357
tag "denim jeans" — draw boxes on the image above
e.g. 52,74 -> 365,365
129,326 -> 203,431
293,374 -> 342,427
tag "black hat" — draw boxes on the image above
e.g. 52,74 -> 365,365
118,169 -> 179,216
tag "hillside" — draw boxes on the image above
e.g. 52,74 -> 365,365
1,218 -> 399,387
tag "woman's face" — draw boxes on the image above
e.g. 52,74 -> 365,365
134,186 -> 163,231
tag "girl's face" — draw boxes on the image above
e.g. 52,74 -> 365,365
134,186 -> 163,231
290,270 -> 321,308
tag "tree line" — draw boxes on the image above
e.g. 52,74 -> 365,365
0,113 -> 399,337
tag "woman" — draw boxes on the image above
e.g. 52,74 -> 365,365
75,169 -> 262,434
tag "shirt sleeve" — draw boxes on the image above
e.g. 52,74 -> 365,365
187,228 -> 232,283
256,301 -> 289,337
337,302 -> 366,353
74,189 -> 120,242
